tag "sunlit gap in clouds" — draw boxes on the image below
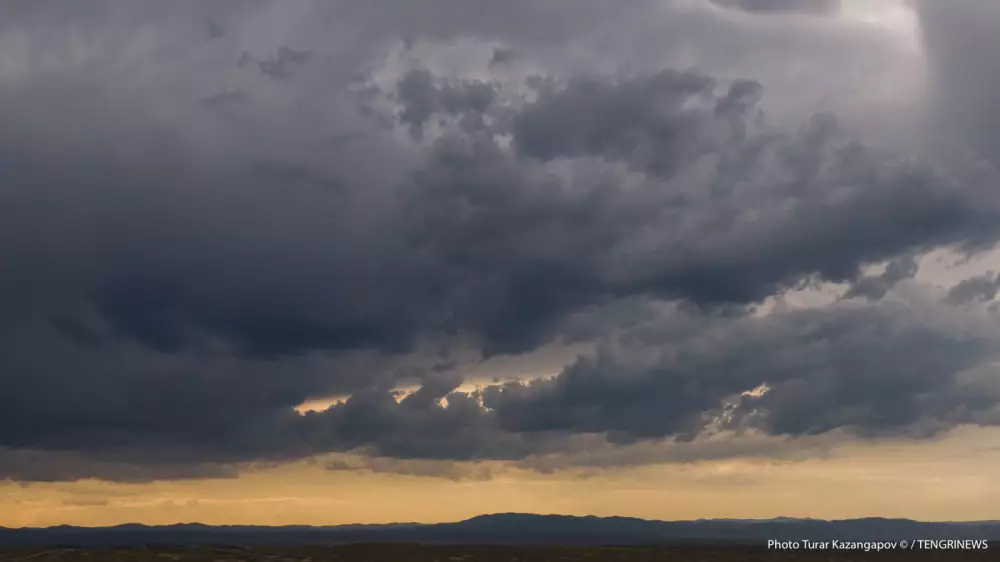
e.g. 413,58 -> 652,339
293,379 -> 500,414
293,342 -> 593,414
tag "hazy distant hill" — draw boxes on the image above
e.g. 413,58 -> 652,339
1,514 -> 998,547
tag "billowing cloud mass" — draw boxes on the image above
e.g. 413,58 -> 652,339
1,0 -> 1000,483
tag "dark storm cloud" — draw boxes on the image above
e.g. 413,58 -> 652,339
495,300 -> 1000,442
406,70 -> 999,322
2,0 -> 1000,482
295,299 -> 1000,462
511,70 -> 724,175
947,272 -> 1000,305
395,68 -> 499,139
843,255 -> 919,301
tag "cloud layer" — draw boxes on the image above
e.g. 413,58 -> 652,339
2,0 -> 1000,482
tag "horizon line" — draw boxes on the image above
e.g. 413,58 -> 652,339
4,512 -> 1000,531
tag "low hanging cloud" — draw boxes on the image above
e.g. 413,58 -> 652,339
298,297 -> 1000,463
2,0 -> 1000,483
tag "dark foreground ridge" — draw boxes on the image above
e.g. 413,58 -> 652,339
0,544 -> 995,562
1,514 -> 998,548
0,543 -> 995,562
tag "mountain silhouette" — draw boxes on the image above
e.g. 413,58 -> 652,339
2,513 -> 998,547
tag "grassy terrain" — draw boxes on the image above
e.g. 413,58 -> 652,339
0,544 -> 995,562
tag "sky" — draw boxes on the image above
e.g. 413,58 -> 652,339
3,0 -> 1000,527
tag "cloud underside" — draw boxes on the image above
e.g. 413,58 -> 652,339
2,0 -> 1000,482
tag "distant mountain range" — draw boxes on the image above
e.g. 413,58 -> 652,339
1,513 -> 998,547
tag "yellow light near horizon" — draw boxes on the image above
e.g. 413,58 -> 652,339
2,426 -> 998,528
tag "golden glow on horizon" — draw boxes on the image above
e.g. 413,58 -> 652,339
3,426 -> 998,528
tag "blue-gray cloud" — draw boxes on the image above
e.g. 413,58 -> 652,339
1,0 -> 999,482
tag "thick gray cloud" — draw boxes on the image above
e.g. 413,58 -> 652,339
843,255 -> 919,301
2,1 -> 1000,482
295,298 -> 1000,461
395,68 -> 498,139
711,0 -> 840,14
947,272 -> 1000,305
34,65 -> 988,359
917,0 -> 1000,165
492,299 -> 1000,441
